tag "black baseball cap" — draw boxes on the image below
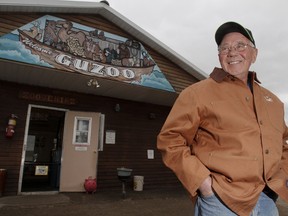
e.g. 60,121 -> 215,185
215,21 -> 256,47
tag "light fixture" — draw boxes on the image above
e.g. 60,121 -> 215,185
87,78 -> 100,88
114,103 -> 120,112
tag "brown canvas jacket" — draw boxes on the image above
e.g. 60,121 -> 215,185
157,67 -> 288,216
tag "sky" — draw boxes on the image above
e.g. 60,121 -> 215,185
4,0 -> 288,120
71,0 -> 288,119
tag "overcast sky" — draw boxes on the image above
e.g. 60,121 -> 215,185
99,0 -> 288,120
7,0 -> 288,120
70,0 -> 288,119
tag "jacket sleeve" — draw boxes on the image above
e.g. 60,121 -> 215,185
157,88 -> 210,196
281,121 -> 288,174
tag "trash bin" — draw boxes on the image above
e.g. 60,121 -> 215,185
133,175 -> 144,191
0,169 -> 7,197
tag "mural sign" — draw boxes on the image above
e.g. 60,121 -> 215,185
0,15 -> 175,92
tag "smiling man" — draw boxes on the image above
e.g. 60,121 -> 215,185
157,21 -> 288,216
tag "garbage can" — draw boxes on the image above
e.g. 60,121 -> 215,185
0,169 -> 7,197
133,175 -> 144,191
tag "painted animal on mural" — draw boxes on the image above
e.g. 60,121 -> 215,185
83,38 -> 101,60
40,18 -> 153,68
43,20 -> 86,55
22,21 -> 43,41
56,20 -> 86,46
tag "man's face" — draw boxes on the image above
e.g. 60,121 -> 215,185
218,32 -> 258,80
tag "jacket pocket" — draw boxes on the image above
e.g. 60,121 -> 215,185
207,152 -> 260,182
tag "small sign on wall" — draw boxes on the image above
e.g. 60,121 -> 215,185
147,149 -> 154,159
35,165 -> 49,175
105,130 -> 116,144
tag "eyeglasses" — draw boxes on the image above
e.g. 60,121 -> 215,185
218,42 -> 254,55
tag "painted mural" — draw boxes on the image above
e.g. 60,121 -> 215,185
0,15 -> 175,92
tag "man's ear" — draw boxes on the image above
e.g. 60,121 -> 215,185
252,48 -> 258,63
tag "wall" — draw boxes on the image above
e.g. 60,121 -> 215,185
0,12 -> 200,195
0,80 -> 180,195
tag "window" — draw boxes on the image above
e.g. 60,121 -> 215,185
73,117 -> 92,145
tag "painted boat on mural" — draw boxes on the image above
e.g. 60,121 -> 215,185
18,24 -> 156,83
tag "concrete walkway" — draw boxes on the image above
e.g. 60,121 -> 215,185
0,187 -> 287,216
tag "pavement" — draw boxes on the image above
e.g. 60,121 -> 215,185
0,186 -> 287,216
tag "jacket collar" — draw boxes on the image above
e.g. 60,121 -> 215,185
210,67 -> 261,84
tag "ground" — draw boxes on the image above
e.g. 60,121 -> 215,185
0,187 -> 287,216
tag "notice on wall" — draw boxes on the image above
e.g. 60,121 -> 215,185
35,165 -> 49,175
105,130 -> 116,144
147,149 -> 154,159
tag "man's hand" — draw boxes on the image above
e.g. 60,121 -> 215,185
199,176 -> 213,197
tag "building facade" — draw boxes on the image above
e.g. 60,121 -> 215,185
0,1 -> 206,195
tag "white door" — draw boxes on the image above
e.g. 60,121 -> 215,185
59,111 -> 100,192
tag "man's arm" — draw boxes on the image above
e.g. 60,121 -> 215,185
157,88 -> 210,196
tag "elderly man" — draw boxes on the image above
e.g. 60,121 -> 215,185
157,21 -> 288,216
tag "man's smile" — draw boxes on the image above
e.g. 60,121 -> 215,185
228,60 -> 242,65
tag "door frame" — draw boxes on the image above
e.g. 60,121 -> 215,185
18,104 -> 68,195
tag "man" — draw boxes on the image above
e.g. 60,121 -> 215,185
157,21 -> 288,216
